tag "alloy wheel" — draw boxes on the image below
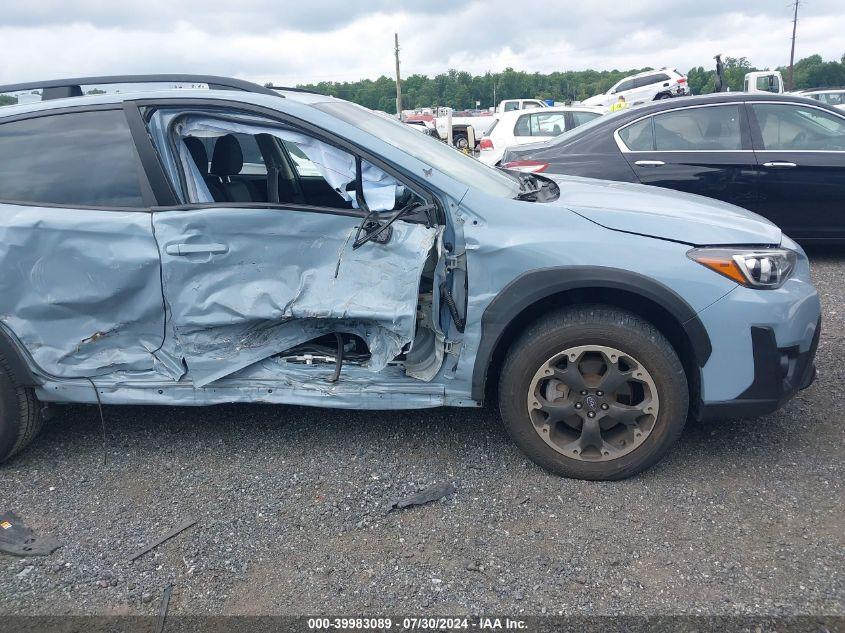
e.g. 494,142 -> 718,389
526,345 -> 660,461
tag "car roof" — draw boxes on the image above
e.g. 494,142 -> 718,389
615,91 -> 835,113
0,74 -> 335,118
0,86 -> 338,120
497,105 -> 603,120
619,68 -> 677,81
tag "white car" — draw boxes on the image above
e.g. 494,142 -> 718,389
583,68 -> 690,108
478,106 -> 604,166
800,88 -> 845,111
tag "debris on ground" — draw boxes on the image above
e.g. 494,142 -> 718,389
390,482 -> 456,511
0,511 -> 62,557
129,519 -> 196,562
155,583 -> 174,633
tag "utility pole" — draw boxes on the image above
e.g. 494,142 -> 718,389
394,33 -> 403,118
788,0 -> 800,91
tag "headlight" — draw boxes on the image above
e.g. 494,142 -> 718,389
687,247 -> 797,289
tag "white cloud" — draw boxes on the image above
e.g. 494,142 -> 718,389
0,0 -> 842,86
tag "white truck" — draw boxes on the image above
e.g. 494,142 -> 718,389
433,99 -> 548,149
433,107 -> 497,149
743,71 -> 784,94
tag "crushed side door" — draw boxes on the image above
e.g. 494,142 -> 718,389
149,111 -> 439,387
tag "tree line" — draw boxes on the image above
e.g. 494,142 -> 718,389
295,53 -> 845,112
1,53 -> 842,110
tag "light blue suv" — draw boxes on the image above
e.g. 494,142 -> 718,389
0,75 -> 821,480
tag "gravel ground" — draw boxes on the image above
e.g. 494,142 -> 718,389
0,249 -> 842,619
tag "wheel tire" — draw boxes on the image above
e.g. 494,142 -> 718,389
0,352 -> 43,464
655,93 -> 671,100
453,133 -> 469,150
498,305 -> 688,480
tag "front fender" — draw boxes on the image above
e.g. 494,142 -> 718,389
469,266 -> 712,401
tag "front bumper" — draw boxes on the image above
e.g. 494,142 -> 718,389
696,318 -> 820,421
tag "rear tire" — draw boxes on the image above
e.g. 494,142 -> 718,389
0,353 -> 43,464
498,305 -> 688,480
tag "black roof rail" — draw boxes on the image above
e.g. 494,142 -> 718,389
0,74 -> 280,101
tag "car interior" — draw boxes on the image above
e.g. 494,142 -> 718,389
182,131 -> 359,209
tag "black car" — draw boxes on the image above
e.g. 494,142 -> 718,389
501,93 -> 845,242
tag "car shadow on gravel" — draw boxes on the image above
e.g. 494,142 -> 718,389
13,396 -> 815,481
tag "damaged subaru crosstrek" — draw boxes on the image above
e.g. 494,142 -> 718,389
0,75 -> 821,480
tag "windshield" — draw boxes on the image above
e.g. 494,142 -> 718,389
315,100 -> 519,198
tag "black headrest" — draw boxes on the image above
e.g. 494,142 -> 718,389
210,134 -> 243,177
183,137 -> 208,175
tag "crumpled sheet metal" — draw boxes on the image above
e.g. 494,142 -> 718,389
153,208 -> 436,387
36,362 -> 447,409
0,205 -> 167,378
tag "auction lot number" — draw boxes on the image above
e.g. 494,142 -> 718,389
308,617 -> 472,629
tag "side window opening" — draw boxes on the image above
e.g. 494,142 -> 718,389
172,114 -> 423,212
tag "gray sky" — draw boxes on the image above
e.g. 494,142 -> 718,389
1,1 -> 843,86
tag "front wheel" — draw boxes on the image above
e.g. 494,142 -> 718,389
0,354 -> 43,464
498,306 -> 688,480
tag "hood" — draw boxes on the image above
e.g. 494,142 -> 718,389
545,174 -> 782,246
